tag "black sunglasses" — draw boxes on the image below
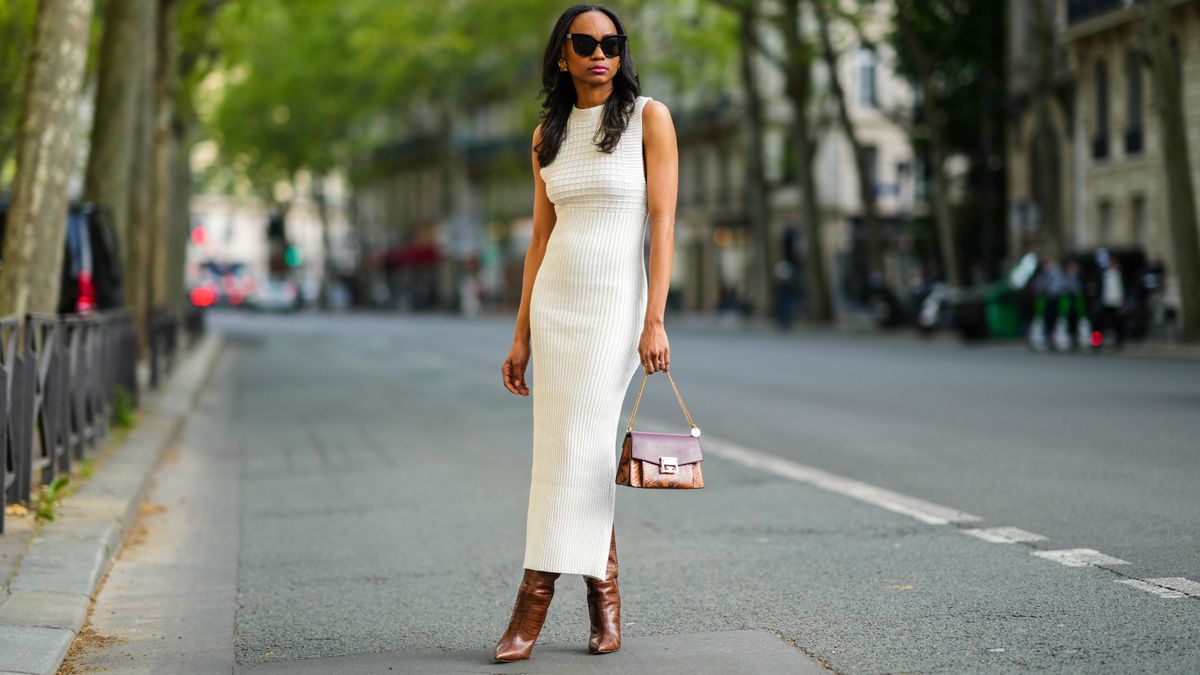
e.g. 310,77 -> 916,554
565,33 -> 626,58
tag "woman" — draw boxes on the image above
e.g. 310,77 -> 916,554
495,3 -> 678,663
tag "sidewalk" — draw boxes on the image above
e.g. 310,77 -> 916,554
664,310 -> 1200,361
0,333 -> 225,675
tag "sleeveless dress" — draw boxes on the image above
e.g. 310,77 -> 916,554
524,94 -> 654,580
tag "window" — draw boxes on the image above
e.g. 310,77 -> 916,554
862,144 -> 879,195
857,47 -> 880,109
1093,58 -> 1109,160
1125,50 -> 1143,156
1131,195 -> 1147,246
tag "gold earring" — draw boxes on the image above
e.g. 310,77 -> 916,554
558,59 -> 567,71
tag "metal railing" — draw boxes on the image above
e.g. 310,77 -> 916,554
1,309 -> 152,534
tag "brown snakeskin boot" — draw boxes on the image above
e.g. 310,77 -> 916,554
493,569 -> 561,662
584,528 -> 621,654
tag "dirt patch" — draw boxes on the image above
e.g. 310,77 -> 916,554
118,501 -> 166,554
122,522 -> 150,550
58,623 -> 127,674
161,446 -> 181,464
138,501 -> 166,518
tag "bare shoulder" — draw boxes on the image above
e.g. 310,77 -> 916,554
642,99 -> 673,125
532,123 -> 543,147
641,99 -> 675,139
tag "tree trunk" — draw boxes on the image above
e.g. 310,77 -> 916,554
1144,0 -> 1200,342
734,4 -> 774,320
314,175 -> 334,310
812,0 -> 883,280
151,0 -> 180,308
896,9 -> 961,288
168,120 -> 192,322
125,0 -> 158,351
84,0 -> 146,270
0,0 -> 95,317
926,123 -> 960,287
783,0 -> 833,322
1030,0 -> 1064,258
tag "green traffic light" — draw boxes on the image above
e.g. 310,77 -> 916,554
285,246 -> 303,267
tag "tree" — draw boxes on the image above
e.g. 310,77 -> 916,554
708,0 -> 776,320
892,0 -> 1006,287
1143,0 -> 1200,342
151,0 -> 181,308
777,0 -> 832,321
1025,0 -> 1066,258
893,0 -> 961,288
84,0 -> 152,314
0,0 -> 37,188
124,0 -> 158,347
0,0 -> 96,317
812,0 -> 883,280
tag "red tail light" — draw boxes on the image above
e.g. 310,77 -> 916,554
191,286 -> 217,307
77,270 -> 96,313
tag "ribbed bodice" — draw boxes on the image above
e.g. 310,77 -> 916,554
539,96 -> 651,212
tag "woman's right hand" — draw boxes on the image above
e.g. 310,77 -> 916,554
501,341 -> 531,396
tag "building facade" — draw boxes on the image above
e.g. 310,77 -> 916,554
1007,0 -> 1200,300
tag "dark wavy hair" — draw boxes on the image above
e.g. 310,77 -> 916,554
534,4 -> 641,167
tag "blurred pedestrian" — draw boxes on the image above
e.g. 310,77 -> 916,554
1030,254 -> 1068,351
773,258 -> 798,330
1100,253 -> 1125,348
496,5 -> 676,664
1064,259 -> 1091,350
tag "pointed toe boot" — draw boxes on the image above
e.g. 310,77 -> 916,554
493,569 -> 560,662
585,529 -> 621,654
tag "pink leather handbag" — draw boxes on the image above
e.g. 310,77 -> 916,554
615,369 -> 704,489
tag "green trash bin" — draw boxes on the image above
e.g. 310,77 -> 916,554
985,282 -> 1022,339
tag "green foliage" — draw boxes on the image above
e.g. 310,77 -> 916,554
636,0 -> 739,101
113,384 -> 136,430
33,474 -> 72,522
890,0 -> 1006,158
203,1 -> 713,195
0,0 -> 36,189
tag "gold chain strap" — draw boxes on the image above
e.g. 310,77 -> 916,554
625,369 -> 697,432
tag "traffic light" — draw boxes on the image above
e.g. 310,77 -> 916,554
285,245 -> 303,267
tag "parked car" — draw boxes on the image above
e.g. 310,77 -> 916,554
192,261 -> 254,308
251,276 -> 300,313
0,200 -> 124,314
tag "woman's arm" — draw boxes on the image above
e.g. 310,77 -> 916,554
640,99 -> 679,372
502,124 -> 557,396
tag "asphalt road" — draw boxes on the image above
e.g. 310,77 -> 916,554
66,310 -> 1200,674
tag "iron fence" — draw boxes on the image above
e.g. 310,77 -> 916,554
1,309 -> 147,534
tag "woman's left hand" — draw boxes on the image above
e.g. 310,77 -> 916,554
638,321 -> 670,373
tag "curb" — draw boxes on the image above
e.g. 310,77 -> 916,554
0,333 -> 226,675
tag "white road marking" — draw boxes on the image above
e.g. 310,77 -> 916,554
1115,579 -> 1187,599
1143,577 -> 1200,597
962,526 -> 1048,544
640,419 -> 1196,600
1031,548 -> 1130,567
641,421 -> 982,525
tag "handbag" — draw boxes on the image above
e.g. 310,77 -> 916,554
615,369 -> 704,489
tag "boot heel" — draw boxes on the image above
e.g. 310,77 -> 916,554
585,529 -> 621,654
494,569 -> 560,662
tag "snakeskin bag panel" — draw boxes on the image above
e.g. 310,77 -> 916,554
615,370 -> 704,489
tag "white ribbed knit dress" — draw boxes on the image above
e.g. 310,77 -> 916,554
523,94 -> 654,581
